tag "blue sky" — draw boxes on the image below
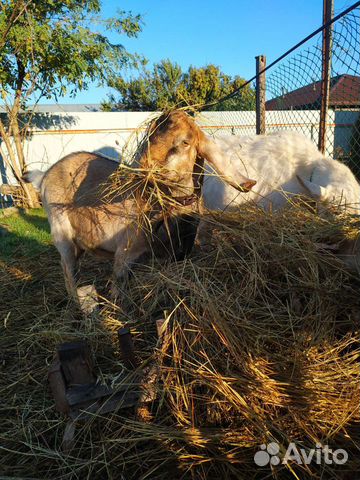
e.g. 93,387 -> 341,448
53,0 -> 353,104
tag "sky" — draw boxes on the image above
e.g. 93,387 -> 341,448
45,0 -> 354,104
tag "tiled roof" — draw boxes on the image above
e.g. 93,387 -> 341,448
266,74 -> 360,110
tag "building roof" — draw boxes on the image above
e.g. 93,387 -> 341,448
266,74 -> 360,110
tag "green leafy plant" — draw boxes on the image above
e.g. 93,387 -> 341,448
0,0 -> 143,207
102,59 -> 255,111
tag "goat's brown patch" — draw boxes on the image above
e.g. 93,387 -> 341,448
142,111 -> 201,168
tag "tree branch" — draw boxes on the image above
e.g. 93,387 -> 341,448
0,0 -> 32,50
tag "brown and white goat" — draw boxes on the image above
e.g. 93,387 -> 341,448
23,111 -> 256,298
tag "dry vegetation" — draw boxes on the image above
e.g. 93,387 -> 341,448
0,205 -> 359,479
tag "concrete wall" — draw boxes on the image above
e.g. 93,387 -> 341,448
1,109 -> 359,191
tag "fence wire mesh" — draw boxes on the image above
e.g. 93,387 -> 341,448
208,3 -> 360,178
266,5 -> 360,175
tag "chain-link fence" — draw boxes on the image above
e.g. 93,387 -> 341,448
266,3 -> 360,174
208,1 -> 360,178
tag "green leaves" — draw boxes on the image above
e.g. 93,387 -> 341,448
106,60 -> 256,111
0,0 -> 143,103
0,0 -> 144,208
104,10 -> 143,37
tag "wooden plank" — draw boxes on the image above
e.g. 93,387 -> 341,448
58,341 -> 96,386
48,357 -> 70,414
66,383 -> 113,406
68,371 -> 158,420
69,390 -> 141,421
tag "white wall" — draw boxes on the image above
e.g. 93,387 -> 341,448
1,109 -> 359,188
22,112 -> 157,171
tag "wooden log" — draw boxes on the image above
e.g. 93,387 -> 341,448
58,341 -> 96,387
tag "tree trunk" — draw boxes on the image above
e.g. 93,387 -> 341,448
0,57 -> 41,208
11,116 -> 40,208
0,119 -> 40,208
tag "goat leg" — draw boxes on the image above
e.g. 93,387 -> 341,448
54,238 -> 80,300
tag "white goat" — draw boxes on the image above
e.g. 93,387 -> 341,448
202,131 -> 360,214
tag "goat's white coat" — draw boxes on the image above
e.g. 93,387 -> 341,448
202,131 -> 360,213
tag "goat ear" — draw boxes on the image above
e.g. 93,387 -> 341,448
297,175 -> 327,199
198,132 -> 256,192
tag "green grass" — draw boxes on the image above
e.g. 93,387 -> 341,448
0,208 -> 52,260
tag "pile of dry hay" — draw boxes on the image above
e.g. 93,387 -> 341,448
0,204 -> 359,479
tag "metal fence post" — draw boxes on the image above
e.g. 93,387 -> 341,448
319,0 -> 334,154
256,55 -> 266,135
